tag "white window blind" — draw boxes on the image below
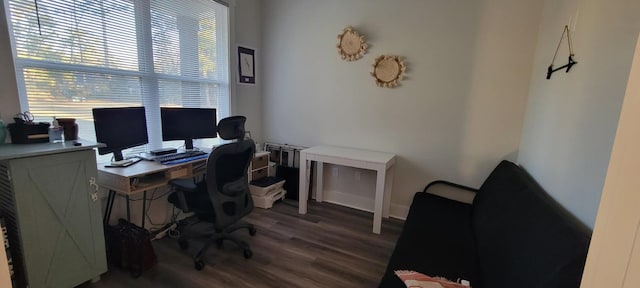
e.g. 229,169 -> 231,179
5,0 -> 230,160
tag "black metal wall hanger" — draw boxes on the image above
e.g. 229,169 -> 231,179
547,25 -> 577,79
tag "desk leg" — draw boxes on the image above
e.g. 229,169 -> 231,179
126,195 -> 131,223
316,161 -> 324,202
373,166 -> 386,234
141,191 -> 147,229
299,152 -> 308,214
383,166 -> 394,218
103,190 -> 116,226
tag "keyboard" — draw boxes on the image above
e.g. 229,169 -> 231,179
162,154 -> 209,165
154,150 -> 207,163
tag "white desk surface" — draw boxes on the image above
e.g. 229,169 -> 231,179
97,149 -> 211,195
97,148 -> 211,178
97,158 -> 204,178
301,145 -> 396,165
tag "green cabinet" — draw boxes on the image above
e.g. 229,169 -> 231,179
0,141 -> 107,287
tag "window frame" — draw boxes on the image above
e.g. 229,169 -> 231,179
3,0 -> 232,157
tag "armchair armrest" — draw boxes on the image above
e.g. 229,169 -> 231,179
422,180 -> 478,204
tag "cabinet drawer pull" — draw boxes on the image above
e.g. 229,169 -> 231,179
89,177 -> 99,202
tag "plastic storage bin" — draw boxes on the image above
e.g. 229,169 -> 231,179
252,189 -> 285,209
249,176 -> 285,196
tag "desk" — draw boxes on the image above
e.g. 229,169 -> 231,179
98,157 -> 207,228
298,145 -> 396,234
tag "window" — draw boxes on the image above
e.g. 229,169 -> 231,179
4,0 -> 230,159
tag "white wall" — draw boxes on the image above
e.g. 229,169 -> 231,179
260,0 -> 543,217
580,32 -> 640,288
232,0 -> 264,144
518,0 -> 640,228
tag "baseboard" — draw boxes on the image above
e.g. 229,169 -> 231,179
321,190 -> 374,213
317,190 -> 409,221
389,203 -> 409,220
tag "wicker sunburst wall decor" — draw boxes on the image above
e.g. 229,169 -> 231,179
371,55 -> 406,88
337,26 -> 368,61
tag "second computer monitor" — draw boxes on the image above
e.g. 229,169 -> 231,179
161,107 -> 217,150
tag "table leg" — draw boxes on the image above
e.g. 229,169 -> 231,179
299,151 -> 308,214
383,166 -> 394,218
141,191 -> 147,229
316,161 -> 324,202
373,166 -> 386,234
103,190 -> 116,226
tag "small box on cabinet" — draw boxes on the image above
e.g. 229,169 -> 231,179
7,122 -> 50,144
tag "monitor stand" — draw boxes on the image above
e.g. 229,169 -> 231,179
184,139 -> 194,150
105,157 -> 142,168
113,150 -> 124,161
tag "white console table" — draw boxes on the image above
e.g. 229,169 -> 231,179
298,145 -> 396,234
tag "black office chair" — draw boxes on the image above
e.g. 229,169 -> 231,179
168,116 -> 256,270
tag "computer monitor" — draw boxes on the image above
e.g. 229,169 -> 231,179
92,107 -> 149,161
160,107 -> 217,150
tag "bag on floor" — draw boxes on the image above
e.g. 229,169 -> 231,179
105,218 -> 157,277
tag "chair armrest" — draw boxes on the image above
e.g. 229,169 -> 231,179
222,177 -> 248,197
169,178 -> 199,192
422,180 -> 478,204
168,178 -> 199,212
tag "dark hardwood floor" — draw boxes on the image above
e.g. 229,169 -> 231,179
79,199 -> 404,288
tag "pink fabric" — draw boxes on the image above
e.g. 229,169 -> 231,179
394,270 -> 470,288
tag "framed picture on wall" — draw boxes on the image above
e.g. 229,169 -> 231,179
238,45 -> 256,85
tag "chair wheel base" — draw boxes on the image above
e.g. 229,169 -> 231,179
178,239 -> 189,250
168,229 -> 180,239
243,249 -> 252,259
130,270 -> 142,278
194,260 -> 205,270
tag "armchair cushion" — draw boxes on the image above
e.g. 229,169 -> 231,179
471,161 -> 591,287
379,192 -> 478,288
